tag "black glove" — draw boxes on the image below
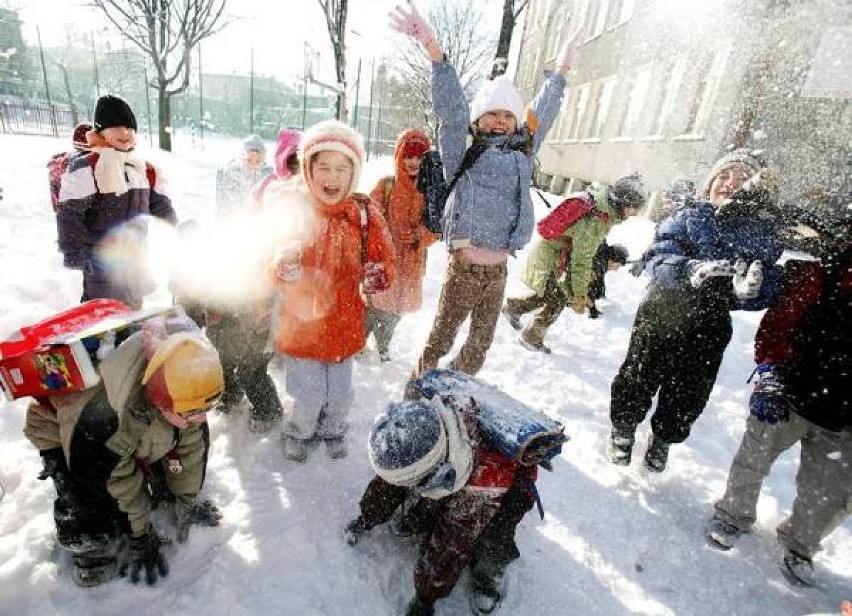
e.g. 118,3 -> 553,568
37,447 -> 74,500
175,497 -> 222,543
121,531 -> 170,585
343,516 -> 370,547
749,363 -> 791,424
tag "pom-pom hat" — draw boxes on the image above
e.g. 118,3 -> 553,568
469,75 -> 525,125
299,119 -> 365,197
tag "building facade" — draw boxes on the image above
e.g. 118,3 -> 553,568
514,0 -> 851,209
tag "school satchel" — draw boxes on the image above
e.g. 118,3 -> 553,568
536,192 -> 604,240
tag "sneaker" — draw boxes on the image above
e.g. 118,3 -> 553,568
519,337 -> 552,355
325,437 -> 348,460
501,305 -> 522,331
378,350 -> 392,363
608,430 -> 634,466
781,549 -> 817,587
282,436 -> 308,462
705,515 -> 745,550
643,434 -> 670,473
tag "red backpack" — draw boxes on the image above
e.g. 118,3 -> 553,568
47,152 -> 72,211
536,192 -> 607,240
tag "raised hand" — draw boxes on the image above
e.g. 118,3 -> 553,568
556,19 -> 584,73
389,1 -> 435,47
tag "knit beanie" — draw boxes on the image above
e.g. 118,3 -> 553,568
605,243 -> 629,265
469,75 -> 525,125
243,134 -> 266,155
299,119 -> 365,196
274,128 -> 302,179
368,400 -> 447,488
610,173 -> 647,212
701,148 -> 765,196
93,94 -> 137,132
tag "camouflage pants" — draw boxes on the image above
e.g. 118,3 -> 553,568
505,276 -> 568,346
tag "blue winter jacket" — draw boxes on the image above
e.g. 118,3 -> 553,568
644,200 -> 783,311
432,62 -> 566,254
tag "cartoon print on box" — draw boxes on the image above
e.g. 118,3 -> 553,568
36,353 -> 72,391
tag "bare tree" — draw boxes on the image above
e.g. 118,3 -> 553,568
491,0 -> 531,78
91,0 -> 228,151
315,0 -> 348,121
391,0 -> 495,140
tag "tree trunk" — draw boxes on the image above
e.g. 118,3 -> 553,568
158,87 -> 172,151
59,64 -> 79,125
491,0 -> 517,78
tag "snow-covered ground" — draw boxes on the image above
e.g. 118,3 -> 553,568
0,133 -> 848,616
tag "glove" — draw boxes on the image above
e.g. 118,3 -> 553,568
175,496 -> 222,543
570,295 -> 587,314
687,259 -> 734,288
343,516 -> 370,547
732,259 -> 763,300
749,363 -> 790,424
272,241 -> 302,282
389,1 -> 435,47
363,262 -> 390,295
120,531 -> 170,585
733,168 -> 782,208
556,19 -> 583,71
627,259 -> 644,277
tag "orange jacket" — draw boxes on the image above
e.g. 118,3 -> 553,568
268,182 -> 394,362
367,130 -> 437,314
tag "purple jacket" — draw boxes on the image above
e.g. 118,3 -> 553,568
55,150 -> 177,269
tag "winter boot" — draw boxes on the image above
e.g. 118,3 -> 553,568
642,434 -> 670,473
282,436 -> 309,463
468,559 -> 507,615
325,437 -> 348,460
404,595 -> 435,616
588,305 -> 601,319
780,549 -> 816,587
73,553 -> 119,587
501,305 -> 522,331
705,514 -> 745,551
519,330 -> 552,355
607,429 -> 635,466
248,408 -> 280,434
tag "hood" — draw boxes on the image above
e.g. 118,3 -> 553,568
274,129 -> 302,179
394,129 -> 431,188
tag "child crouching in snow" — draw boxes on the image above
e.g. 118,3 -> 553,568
263,120 -> 395,462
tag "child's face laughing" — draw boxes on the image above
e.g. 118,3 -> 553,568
100,126 -> 137,151
309,151 -> 354,204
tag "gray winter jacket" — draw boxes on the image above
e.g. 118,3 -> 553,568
432,62 -> 566,254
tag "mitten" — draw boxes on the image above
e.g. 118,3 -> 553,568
389,1 -> 435,47
556,20 -> 583,71
272,241 -> 302,282
627,259 -> 645,277
570,295 -> 587,314
363,262 -> 390,295
120,530 -> 170,585
687,259 -> 734,288
732,260 -> 763,300
343,516 -> 370,547
733,168 -> 782,208
175,496 -> 222,543
749,363 -> 790,424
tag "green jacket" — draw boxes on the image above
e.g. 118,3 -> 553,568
520,183 -> 621,297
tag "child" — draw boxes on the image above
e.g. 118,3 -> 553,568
391,2 -> 581,383
56,94 -> 177,308
263,119 -> 395,462
365,129 -> 436,362
251,128 -> 302,206
216,134 -> 272,214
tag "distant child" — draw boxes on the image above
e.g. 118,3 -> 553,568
56,95 -> 177,307
365,129 -> 436,362
251,128 -> 302,206
216,134 -> 272,214
263,120 -> 394,462
48,121 -> 92,210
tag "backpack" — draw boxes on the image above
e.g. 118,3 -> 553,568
536,192 -> 607,240
417,141 -> 488,237
47,152 -> 72,211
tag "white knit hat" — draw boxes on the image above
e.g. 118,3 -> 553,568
299,119 -> 365,196
469,75 -> 525,125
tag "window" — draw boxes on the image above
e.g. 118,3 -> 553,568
554,88 -> 574,140
608,0 -> 635,27
616,65 -> 651,137
591,0 -> 611,38
586,77 -> 616,138
651,56 -> 686,136
568,84 -> 591,139
681,42 -> 731,134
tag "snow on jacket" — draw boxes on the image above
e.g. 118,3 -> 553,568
754,250 -> 852,431
24,333 -> 208,537
367,131 -> 439,314
643,199 -> 783,312
520,184 -> 620,297
56,149 -> 177,269
216,160 -> 272,214
432,62 -> 566,254
357,402 -> 537,603
266,178 -> 395,363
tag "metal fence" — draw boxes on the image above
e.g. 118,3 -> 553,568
0,98 -> 85,138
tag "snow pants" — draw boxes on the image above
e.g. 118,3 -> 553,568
281,355 -> 353,441
505,276 -> 568,347
364,305 -> 403,355
610,287 -> 732,444
415,257 -> 507,377
714,412 -> 852,558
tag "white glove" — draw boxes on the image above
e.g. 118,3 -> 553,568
732,260 -> 763,300
688,259 -> 734,289
556,19 -> 583,71
389,1 -> 435,47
